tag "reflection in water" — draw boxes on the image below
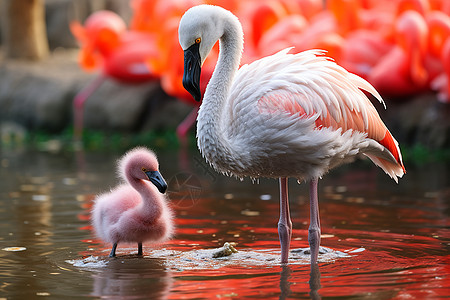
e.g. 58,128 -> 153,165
279,264 -> 322,299
309,264 -> 321,300
279,265 -> 292,299
91,257 -> 173,299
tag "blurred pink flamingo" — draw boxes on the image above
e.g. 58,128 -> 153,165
368,10 -> 431,97
431,38 -> 450,102
179,5 -> 405,264
71,11 -> 158,140
92,147 -> 174,257
427,11 -> 450,102
340,30 -> 392,79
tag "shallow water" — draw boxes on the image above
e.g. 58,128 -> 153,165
0,146 -> 449,299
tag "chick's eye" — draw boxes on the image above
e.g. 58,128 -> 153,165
195,37 -> 201,44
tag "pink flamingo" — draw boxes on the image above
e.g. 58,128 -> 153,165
237,0 -> 289,63
368,10 -> 430,97
431,38 -> 450,102
71,11 -> 158,140
92,147 -> 174,257
340,30 -> 393,79
179,5 -> 405,264
256,15 -> 308,58
427,11 -> 450,102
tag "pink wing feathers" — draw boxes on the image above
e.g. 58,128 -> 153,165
234,49 -> 405,180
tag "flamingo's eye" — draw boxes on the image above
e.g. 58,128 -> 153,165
141,167 -> 147,172
195,37 -> 201,44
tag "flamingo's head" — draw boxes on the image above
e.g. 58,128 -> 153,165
119,147 -> 167,193
178,5 -> 238,101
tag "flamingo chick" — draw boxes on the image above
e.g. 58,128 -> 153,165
92,147 -> 174,257
179,5 -> 405,265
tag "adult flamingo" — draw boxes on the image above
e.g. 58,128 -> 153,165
179,5 -> 405,264
71,11 -> 158,140
92,147 -> 174,257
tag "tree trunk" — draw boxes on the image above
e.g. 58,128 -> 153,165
1,0 -> 49,60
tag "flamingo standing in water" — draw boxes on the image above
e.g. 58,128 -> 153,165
92,147 -> 174,257
179,5 -> 405,264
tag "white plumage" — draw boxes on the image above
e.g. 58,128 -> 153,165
179,4 -> 405,264
220,48 -> 403,181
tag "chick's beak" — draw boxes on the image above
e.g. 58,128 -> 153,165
145,170 -> 168,194
182,42 -> 202,101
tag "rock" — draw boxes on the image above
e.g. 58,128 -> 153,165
212,242 -> 238,258
140,90 -> 194,132
81,79 -> 157,132
0,50 -> 80,132
80,79 -> 194,133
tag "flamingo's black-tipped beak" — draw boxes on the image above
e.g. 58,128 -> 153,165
183,43 -> 202,101
145,170 -> 167,194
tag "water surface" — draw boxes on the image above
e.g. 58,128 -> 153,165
0,147 -> 448,299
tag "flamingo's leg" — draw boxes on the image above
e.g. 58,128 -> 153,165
278,177 -> 292,264
73,75 -> 105,140
176,105 -> 199,138
109,243 -> 118,257
137,242 -> 143,256
308,178 -> 321,265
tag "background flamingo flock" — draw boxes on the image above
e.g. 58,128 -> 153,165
71,0 -> 450,137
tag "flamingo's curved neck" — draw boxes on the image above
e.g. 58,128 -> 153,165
197,12 -> 243,169
128,175 -> 163,220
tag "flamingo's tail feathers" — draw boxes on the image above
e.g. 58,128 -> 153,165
379,130 -> 405,171
364,153 -> 405,183
363,132 -> 406,183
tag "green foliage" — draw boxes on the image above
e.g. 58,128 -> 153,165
401,144 -> 450,165
2,127 -> 196,153
79,128 -> 182,151
2,126 -> 449,164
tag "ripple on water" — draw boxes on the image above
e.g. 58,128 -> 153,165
65,256 -> 109,269
66,245 -> 362,271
